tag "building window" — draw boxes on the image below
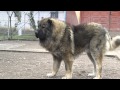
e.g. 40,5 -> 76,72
50,11 -> 58,18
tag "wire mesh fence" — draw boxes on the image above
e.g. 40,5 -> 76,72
0,11 -> 52,40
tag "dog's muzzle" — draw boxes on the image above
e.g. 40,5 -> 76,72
35,30 -> 39,38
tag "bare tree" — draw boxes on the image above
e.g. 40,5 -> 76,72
28,11 -> 37,31
7,11 -> 37,39
6,11 -> 21,39
13,11 -> 21,22
13,11 -> 21,36
7,11 -> 14,39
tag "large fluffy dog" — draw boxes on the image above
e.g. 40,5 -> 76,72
35,18 -> 120,79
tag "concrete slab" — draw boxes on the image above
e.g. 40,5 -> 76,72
0,41 -> 120,60
105,51 -> 120,60
0,43 -> 48,53
0,43 -> 25,50
0,49 -> 49,53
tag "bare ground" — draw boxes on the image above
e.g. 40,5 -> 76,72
0,30 -> 120,79
0,51 -> 120,79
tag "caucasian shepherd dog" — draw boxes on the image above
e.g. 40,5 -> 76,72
35,18 -> 120,79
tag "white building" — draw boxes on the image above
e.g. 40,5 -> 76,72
0,11 -> 66,30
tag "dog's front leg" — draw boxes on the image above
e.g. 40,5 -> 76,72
47,55 -> 62,77
62,55 -> 74,79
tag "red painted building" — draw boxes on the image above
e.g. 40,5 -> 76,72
66,11 -> 120,31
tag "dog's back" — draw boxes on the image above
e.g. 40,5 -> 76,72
73,23 -> 107,56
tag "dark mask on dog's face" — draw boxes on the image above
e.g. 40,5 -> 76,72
35,30 -> 39,38
36,19 -> 53,42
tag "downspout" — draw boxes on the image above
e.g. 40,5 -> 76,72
64,11 -> 67,21
109,11 -> 111,31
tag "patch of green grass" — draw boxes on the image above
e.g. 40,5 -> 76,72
0,34 -> 8,40
0,34 -> 37,41
12,35 -> 37,41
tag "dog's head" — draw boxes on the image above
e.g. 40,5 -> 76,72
35,18 -> 53,42
35,18 -> 67,43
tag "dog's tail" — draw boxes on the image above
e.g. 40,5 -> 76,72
106,33 -> 120,51
110,36 -> 120,50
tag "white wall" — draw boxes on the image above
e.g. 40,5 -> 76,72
58,11 -> 66,21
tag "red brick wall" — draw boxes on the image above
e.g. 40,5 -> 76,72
66,11 -> 79,25
81,11 -> 109,29
109,11 -> 120,31
81,11 -> 120,31
66,11 -> 120,31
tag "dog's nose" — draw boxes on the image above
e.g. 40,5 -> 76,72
35,30 -> 39,38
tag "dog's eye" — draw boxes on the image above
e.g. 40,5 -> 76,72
38,24 -> 41,28
42,24 -> 46,28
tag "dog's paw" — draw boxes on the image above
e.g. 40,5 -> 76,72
93,76 -> 102,79
88,73 -> 95,76
62,76 -> 68,79
46,73 -> 55,77
62,76 -> 72,79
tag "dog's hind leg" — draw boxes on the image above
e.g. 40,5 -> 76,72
47,55 -> 62,77
94,52 -> 104,79
91,52 -> 103,79
89,36 -> 106,79
87,52 -> 96,77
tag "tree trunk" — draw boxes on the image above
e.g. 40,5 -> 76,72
28,11 -> 36,31
7,11 -> 13,40
9,16 -> 12,39
8,15 -> 10,39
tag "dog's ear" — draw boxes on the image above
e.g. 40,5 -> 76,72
37,20 -> 40,28
37,20 -> 40,24
47,19 -> 53,25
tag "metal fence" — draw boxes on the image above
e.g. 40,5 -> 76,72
0,11 -> 49,40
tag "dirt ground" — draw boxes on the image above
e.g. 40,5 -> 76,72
0,51 -> 120,79
0,31 -> 120,79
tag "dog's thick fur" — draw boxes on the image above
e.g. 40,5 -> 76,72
35,18 -> 120,79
